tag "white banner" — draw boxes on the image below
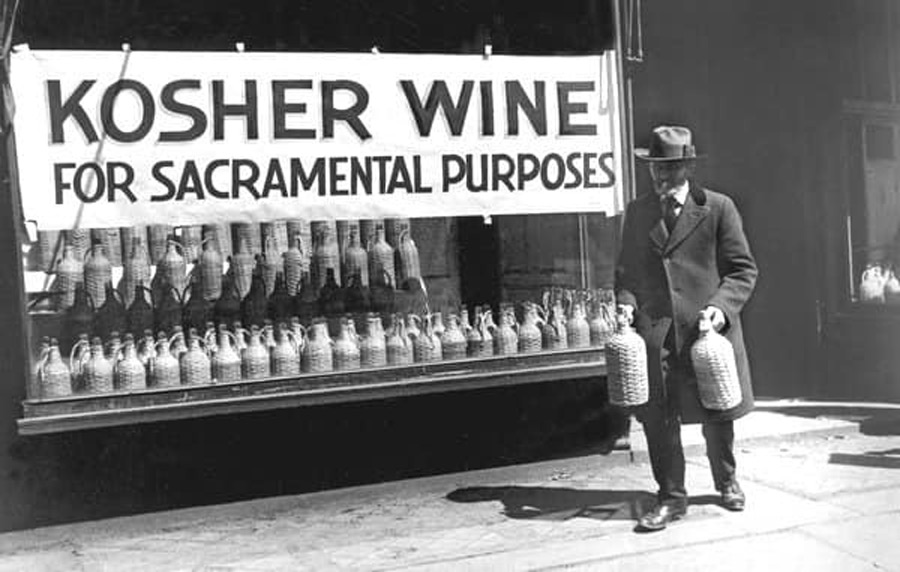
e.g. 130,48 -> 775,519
10,49 -> 623,230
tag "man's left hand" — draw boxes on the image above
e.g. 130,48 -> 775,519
700,306 -> 726,332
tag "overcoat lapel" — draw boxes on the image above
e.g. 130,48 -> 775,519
664,193 -> 709,255
649,216 -> 668,254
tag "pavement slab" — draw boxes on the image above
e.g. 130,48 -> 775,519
0,404 -> 898,571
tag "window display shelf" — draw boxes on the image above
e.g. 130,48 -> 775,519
19,348 -> 605,435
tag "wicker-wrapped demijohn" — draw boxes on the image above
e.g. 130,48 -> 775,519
440,313 -> 467,361
68,334 -> 90,393
202,223 -> 232,259
343,228 -> 369,287
386,313 -> 413,365
82,337 -> 114,394
360,313 -> 387,368
40,339 -> 72,398
542,300 -> 568,351
303,319 -> 334,373
518,302 -> 544,354
333,317 -> 361,371
271,324 -> 300,376
55,244 -> 84,310
181,329 -> 211,385
312,223 -> 341,290
493,309 -> 518,356
198,232 -> 224,301
566,299 -> 591,349
115,334 -> 147,391
396,230 -> 422,286
84,241 -> 112,309
179,225 -> 203,263
413,314 -> 442,363
230,236 -> 255,300
148,225 -> 172,263
92,228 -> 122,266
120,226 -> 148,263
691,313 -> 742,411
282,235 -> 308,296
119,234 -> 151,308
149,332 -> 180,388
604,312 -> 649,407
368,226 -> 396,290
233,222 -> 261,256
468,307 -> 494,358
241,326 -> 271,380
156,240 -> 187,298
35,230 -> 61,273
211,326 -> 241,383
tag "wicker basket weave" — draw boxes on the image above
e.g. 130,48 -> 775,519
83,338 -> 114,394
691,317 -> 742,410
386,314 -> 413,365
212,328 -> 242,383
199,237 -> 224,301
360,314 -> 387,368
41,342 -> 72,398
518,303 -> 543,354
283,236 -> 308,296
115,337 -> 147,390
202,223 -> 232,259
36,230 -> 61,273
396,230 -> 422,285
84,242 -> 113,309
605,316 -> 649,407
148,225 -> 172,264
271,326 -> 300,376
233,222 -> 261,256
343,229 -> 369,287
261,221 -> 289,259
92,228 -> 122,267
493,311 -> 518,356
368,227 -> 395,288
180,332 -> 211,385
120,235 -> 151,308
566,302 -> 592,349
334,318 -> 361,371
303,320 -> 334,373
64,228 -> 90,261
180,226 -> 203,263
150,333 -> 180,388
156,240 -> 187,296
440,314 -> 467,361
312,223 -> 341,291
413,316 -> 442,363
241,327 -> 271,380
55,245 -> 83,310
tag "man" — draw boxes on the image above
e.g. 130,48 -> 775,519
615,125 -> 758,532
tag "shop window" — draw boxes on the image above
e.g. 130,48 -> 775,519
9,1 -> 623,433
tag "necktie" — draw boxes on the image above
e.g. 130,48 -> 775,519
662,195 -> 680,233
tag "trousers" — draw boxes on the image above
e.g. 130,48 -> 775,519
637,328 -> 736,500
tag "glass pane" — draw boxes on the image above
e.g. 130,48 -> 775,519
851,122 -> 900,305
24,214 -> 617,399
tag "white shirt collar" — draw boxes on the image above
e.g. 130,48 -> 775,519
662,181 -> 689,206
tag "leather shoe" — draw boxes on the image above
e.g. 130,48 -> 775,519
635,500 -> 688,532
721,482 -> 745,511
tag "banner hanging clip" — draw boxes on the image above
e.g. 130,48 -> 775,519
371,46 -> 380,54
235,42 -> 246,53
121,43 -> 131,53
483,43 -> 492,60
483,214 -> 493,226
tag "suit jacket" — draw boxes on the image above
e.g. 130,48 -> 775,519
615,184 -> 758,423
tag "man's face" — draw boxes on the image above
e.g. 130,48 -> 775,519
648,161 -> 691,196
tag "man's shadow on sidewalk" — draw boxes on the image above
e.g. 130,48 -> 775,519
446,487 -> 720,522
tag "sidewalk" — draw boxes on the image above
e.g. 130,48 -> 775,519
0,399 -> 898,571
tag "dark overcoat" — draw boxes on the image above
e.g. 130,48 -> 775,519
615,184 -> 758,423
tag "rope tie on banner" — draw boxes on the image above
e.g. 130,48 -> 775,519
235,42 -> 245,53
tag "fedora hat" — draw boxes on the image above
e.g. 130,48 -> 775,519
635,125 -> 703,161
